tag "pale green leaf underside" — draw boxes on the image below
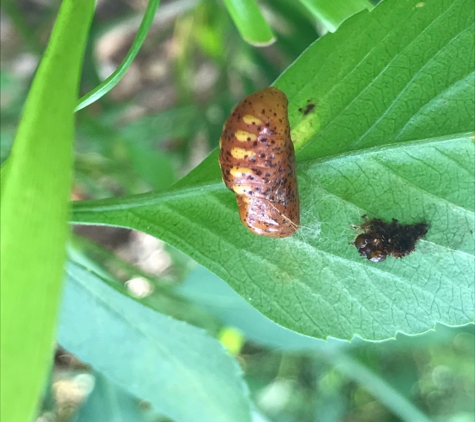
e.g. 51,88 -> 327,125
72,0 -> 475,340
61,263 -> 251,422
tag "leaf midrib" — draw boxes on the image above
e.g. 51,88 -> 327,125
71,132 -> 473,215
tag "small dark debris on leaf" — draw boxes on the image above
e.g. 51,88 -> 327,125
298,103 -> 316,116
352,215 -> 428,262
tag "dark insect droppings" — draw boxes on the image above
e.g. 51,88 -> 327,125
299,103 -> 315,116
352,215 -> 428,262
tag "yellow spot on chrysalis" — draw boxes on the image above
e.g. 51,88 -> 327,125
235,130 -> 257,142
231,147 -> 256,160
233,184 -> 252,195
219,138 -> 223,148
243,115 -> 262,125
230,166 -> 253,178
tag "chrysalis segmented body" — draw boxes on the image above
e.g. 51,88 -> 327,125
219,87 -> 300,238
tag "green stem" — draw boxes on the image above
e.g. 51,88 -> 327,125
75,0 -> 161,111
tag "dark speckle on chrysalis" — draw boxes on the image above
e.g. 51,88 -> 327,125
218,87 -> 299,238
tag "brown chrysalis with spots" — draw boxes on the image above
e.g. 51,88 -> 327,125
353,215 -> 428,262
219,87 -> 299,238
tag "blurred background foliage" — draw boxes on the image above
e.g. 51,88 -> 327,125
1,0 -> 473,421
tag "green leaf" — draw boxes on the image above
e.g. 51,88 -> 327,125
299,0 -> 374,32
0,0 -> 95,421
178,266 -> 327,350
72,0 -> 475,341
60,262 -> 252,422
179,267 -> 435,422
222,0 -> 275,46
75,0 -> 161,112
177,267 -> 451,422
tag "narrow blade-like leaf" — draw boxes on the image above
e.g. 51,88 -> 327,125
0,1 -> 95,421
222,0 -> 275,46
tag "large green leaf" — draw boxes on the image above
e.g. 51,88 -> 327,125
60,262 -> 252,422
0,1 -> 95,421
72,0 -> 475,341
